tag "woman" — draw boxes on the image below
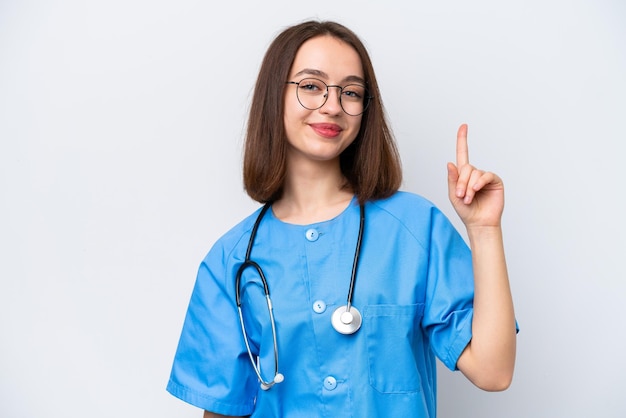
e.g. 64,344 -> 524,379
167,20 -> 516,418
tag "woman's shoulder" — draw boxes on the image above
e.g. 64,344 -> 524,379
367,191 -> 455,237
369,190 -> 438,216
202,205 -> 265,263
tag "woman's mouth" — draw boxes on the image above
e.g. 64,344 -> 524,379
309,123 -> 343,138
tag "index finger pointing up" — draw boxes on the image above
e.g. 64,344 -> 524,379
456,123 -> 469,166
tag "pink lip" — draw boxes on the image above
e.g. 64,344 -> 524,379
309,123 -> 343,138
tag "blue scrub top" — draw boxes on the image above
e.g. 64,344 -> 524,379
167,191 -> 474,417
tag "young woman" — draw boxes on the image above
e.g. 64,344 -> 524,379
167,20 -> 517,418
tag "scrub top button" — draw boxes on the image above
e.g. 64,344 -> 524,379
312,300 -> 327,314
305,228 -> 319,242
323,376 -> 337,391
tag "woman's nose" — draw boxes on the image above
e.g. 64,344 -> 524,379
320,86 -> 343,114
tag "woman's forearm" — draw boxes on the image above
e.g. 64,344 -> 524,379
457,225 -> 517,391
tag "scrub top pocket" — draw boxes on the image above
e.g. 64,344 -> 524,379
364,304 -> 425,394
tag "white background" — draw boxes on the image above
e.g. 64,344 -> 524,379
1,0 -> 625,417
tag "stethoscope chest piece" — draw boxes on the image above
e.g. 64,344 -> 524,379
331,305 -> 362,334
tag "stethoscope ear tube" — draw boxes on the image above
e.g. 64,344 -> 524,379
236,293 -> 283,390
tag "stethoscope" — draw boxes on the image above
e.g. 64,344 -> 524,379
235,202 -> 365,390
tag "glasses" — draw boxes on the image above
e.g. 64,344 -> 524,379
286,78 -> 371,116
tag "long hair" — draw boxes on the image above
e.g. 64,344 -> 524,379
243,20 -> 402,204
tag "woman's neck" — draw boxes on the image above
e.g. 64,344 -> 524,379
272,158 -> 354,224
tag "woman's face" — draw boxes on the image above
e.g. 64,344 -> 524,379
283,35 -> 364,166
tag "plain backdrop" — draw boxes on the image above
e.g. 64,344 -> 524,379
1,0 -> 625,417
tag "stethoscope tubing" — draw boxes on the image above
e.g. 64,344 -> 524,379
346,203 -> 365,310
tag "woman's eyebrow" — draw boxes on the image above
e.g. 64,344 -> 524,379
343,75 -> 366,85
293,68 -> 328,79
292,68 -> 366,85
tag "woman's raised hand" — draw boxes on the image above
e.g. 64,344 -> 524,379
447,124 -> 505,229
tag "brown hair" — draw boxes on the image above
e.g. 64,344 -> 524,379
243,20 -> 402,204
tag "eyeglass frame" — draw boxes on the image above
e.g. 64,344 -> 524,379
285,78 -> 373,116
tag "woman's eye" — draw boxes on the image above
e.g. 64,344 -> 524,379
343,87 -> 364,99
